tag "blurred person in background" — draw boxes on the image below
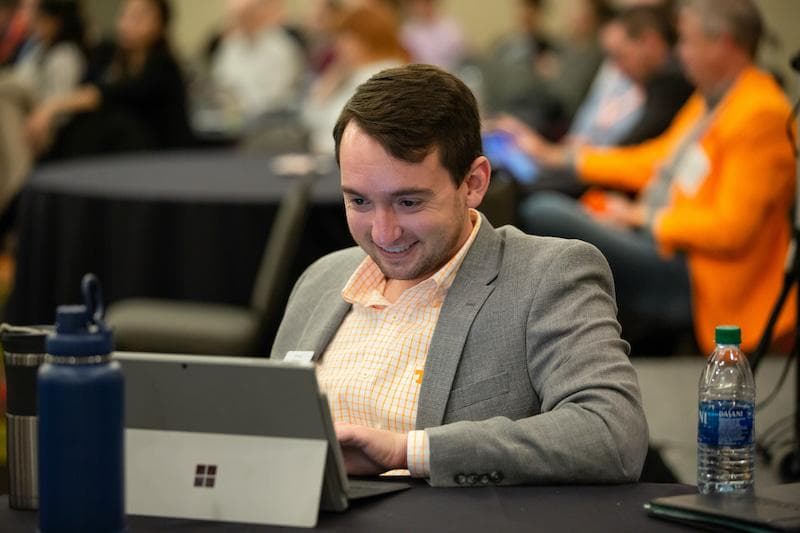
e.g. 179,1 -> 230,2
495,4 -> 692,197
518,0 -> 796,354
400,0 -> 465,71
542,0 -> 614,126
304,0 -> 344,76
547,0 -> 677,149
480,0 -> 612,137
569,3 -> 688,147
0,0 -> 36,66
490,0 -> 555,71
210,0 -> 305,124
26,0 -> 192,159
478,0 -> 560,134
565,31 -> 643,150
486,18 -> 641,198
12,0 -> 85,101
0,0 -> 85,216
302,3 -> 408,154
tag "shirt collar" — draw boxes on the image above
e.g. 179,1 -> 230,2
342,209 -> 482,307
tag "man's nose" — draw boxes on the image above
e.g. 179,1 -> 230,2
371,207 -> 402,245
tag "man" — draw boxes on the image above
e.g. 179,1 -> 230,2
271,64 -> 648,486
495,4 -> 694,197
590,4 -> 693,146
518,0 -> 796,353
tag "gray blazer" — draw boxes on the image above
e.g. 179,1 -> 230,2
271,217 -> 648,487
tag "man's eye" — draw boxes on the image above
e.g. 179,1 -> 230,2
399,199 -> 419,208
347,197 -> 372,210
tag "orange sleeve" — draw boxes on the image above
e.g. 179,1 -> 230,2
653,105 -> 796,255
576,95 -> 704,193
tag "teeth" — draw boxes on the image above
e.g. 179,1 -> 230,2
380,243 -> 413,254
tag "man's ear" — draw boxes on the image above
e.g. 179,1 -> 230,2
463,156 -> 491,209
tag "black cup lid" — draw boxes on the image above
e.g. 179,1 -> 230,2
2,326 -> 52,353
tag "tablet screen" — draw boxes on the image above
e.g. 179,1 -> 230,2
482,131 -> 539,184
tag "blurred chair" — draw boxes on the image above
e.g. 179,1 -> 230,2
107,175 -> 313,356
480,173 -> 519,228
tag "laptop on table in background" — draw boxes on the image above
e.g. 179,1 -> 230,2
115,352 -> 410,528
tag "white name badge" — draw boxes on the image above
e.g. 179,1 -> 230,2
674,143 -> 710,197
284,350 -> 315,364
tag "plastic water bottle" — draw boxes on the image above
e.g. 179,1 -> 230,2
38,274 -> 125,532
697,325 -> 755,494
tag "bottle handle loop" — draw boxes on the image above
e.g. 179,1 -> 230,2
81,273 -> 107,331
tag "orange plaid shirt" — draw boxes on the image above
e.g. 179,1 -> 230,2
317,210 -> 481,477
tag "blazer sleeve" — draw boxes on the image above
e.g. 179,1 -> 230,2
425,241 -> 648,486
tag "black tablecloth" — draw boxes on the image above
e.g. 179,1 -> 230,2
1,482 -> 698,532
4,151 -> 354,335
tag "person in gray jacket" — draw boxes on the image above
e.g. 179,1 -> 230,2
271,64 -> 648,487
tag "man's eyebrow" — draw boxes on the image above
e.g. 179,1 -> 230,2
390,188 -> 434,198
341,187 -> 433,198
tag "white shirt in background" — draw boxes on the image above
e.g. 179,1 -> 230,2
211,26 -> 304,122
14,41 -> 86,101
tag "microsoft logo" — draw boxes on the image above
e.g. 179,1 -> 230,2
194,464 -> 218,488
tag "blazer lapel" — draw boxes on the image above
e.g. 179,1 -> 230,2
300,288 -> 352,358
415,217 -> 502,429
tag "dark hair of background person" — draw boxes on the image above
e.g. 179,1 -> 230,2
134,0 -> 172,49
148,0 -> 171,36
111,0 -> 173,79
333,64 -> 482,186
680,0 -> 763,58
618,4 -> 677,47
587,0 -> 616,26
39,0 -> 87,53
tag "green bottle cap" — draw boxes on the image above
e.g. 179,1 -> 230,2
715,325 -> 741,345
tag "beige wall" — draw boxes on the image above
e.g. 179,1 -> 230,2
756,0 -> 800,96
170,0 -> 225,59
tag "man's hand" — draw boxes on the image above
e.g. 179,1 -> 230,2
26,104 -> 56,155
335,423 -> 408,476
584,192 -> 647,229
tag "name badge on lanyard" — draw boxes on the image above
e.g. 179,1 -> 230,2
673,143 -> 710,197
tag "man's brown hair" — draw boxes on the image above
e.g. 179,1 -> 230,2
618,5 -> 677,47
333,64 -> 483,186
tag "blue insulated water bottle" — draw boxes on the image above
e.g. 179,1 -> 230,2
38,274 -> 125,532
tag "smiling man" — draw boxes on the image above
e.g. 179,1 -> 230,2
271,64 -> 647,486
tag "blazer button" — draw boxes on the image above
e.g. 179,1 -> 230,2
489,471 -> 504,484
466,473 -> 478,485
479,474 -> 490,485
454,473 -> 467,485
